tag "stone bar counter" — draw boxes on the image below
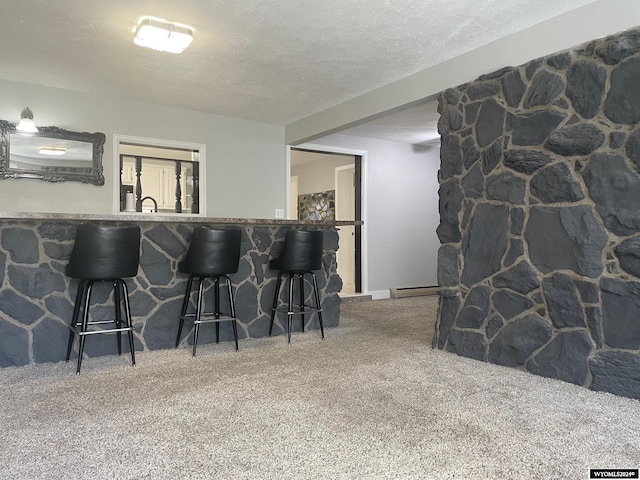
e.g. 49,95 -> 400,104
0,212 -> 356,367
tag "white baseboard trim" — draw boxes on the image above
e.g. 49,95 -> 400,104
369,290 -> 391,300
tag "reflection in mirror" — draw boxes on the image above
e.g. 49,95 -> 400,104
9,134 -> 93,173
0,121 -> 105,185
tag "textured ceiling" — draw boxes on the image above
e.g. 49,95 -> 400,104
1,0 -> 597,141
339,100 -> 442,145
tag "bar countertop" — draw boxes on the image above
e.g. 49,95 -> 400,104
0,212 -> 362,226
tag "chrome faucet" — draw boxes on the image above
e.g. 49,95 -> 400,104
140,196 -> 158,213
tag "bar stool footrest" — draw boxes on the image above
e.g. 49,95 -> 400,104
181,313 -> 238,324
78,326 -> 133,336
273,306 -> 322,315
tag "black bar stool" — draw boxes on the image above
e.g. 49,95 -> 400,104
65,223 -> 141,374
269,229 -> 325,344
176,227 -> 242,356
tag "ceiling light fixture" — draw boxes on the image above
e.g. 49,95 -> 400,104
38,147 -> 66,156
16,107 -> 38,133
133,17 -> 194,54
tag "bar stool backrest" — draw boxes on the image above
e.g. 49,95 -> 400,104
66,224 -> 141,280
272,229 -> 323,272
179,227 -> 242,275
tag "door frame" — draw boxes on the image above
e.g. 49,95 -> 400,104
287,143 -> 368,294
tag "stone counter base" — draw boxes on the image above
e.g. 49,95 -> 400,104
0,220 -> 341,367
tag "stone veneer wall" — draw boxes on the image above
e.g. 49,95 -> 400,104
434,26 -> 640,400
0,221 -> 340,367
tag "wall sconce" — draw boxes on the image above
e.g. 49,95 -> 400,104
16,107 -> 38,133
133,17 -> 194,54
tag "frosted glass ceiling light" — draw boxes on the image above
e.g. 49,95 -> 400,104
16,107 -> 38,133
134,17 -> 194,54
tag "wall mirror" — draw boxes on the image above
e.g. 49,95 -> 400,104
0,120 -> 105,185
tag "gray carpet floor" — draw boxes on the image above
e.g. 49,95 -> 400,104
0,296 -> 638,479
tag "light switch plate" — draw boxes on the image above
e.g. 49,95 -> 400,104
275,208 -> 284,218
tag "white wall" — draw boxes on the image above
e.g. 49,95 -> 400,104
0,79 -> 286,218
305,134 -> 441,295
291,152 -> 355,195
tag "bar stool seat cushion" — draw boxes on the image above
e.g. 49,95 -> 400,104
66,224 -> 140,280
179,227 -> 241,276
269,229 -> 323,272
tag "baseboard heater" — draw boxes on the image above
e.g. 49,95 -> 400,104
389,286 -> 440,298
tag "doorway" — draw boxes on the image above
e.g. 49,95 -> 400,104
290,147 -> 362,293
335,165 -> 355,293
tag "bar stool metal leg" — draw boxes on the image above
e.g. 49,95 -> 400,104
179,274 -> 240,356
114,280 -> 123,356
76,281 -> 95,374
176,276 -> 195,348
119,279 -> 136,366
299,273 -> 305,332
287,273 -> 294,344
214,277 -> 220,343
311,272 -> 325,339
225,274 -> 239,351
66,279 -> 86,362
269,273 -> 283,336
270,271 -> 324,344
192,276 -> 206,357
